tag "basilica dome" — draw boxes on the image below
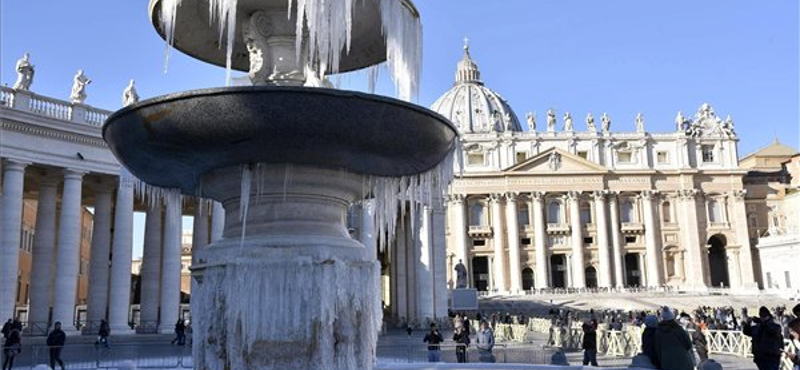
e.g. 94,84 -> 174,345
431,43 -> 522,134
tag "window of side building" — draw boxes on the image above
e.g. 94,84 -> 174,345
467,153 -> 485,166
617,151 -> 633,163
516,152 -> 527,163
701,144 -> 715,163
657,151 -> 669,164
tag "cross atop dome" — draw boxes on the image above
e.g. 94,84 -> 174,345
456,36 -> 481,84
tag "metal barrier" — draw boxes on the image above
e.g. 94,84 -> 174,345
9,343 -> 193,370
375,344 -> 555,364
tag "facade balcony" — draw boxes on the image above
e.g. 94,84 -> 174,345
621,222 -> 645,234
468,225 -> 493,237
521,224 -> 535,234
708,222 -> 731,230
546,223 -> 570,234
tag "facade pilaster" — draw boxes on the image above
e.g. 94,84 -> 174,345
608,193 -> 624,287
489,193 -> 507,292
730,189 -> 756,289
641,190 -> 663,287
52,169 -> 85,334
531,192 -> 549,288
0,160 -> 27,320
505,192 -> 522,293
158,191 -> 183,333
108,173 -> 135,333
568,191 -> 586,288
678,189 -> 706,289
451,195 -> 469,286
27,171 -> 58,328
592,191 -> 611,288
86,180 -> 115,329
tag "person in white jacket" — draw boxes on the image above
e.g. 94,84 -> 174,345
475,321 -> 495,363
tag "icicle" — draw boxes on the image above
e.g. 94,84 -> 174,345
378,0 -> 422,101
239,164 -> 252,246
160,0 -> 183,73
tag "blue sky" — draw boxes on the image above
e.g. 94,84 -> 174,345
2,0 -> 799,258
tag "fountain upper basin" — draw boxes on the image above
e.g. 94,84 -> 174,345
102,86 -> 458,194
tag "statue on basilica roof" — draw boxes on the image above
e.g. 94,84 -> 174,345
563,112 -> 574,131
675,111 -> 686,131
526,111 -> 536,131
601,113 -> 611,132
70,69 -> 91,104
122,79 -> 139,107
635,113 -> 645,133
546,109 -> 556,132
13,53 -> 34,91
586,113 -> 596,132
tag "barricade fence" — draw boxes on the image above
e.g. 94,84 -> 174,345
7,343 -> 193,370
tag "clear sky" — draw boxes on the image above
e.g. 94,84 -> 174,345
2,0 -> 799,258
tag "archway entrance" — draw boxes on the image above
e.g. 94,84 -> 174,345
522,267 -> 535,291
472,256 -> 489,291
625,253 -> 641,287
585,266 -> 598,288
550,255 -> 567,288
708,234 -> 730,288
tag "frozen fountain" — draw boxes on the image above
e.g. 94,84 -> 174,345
102,0 -> 457,370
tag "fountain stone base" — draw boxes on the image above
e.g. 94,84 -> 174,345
191,164 -> 381,370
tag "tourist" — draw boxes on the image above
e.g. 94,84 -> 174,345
784,318 -> 799,370
0,320 -> 10,339
2,327 -> 21,370
422,323 -> 443,362
172,319 -> 186,345
47,322 -> 66,370
641,315 -> 659,368
405,323 -> 413,338
743,306 -> 784,370
475,321 -> 495,363
689,314 -> 709,363
97,319 -> 110,348
654,307 -> 694,370
581,320 -> 598,366
453,325 -> 470,363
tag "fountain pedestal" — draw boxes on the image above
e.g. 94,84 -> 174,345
191,165 -> 381,370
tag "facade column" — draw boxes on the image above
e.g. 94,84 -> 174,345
608,193 -> 624,288
641,190 -> 663,287
638,253 -> 647,287
592,191 -> 612,288
158,191 -> 183,333
139,200 -> 163,330
566,254 -> 573,287
678,190 -> 706,289
52,169 -> 85,334
487,255 -> 495,291
85,180 -> 115,330
210,201 -> 225,242
451,195 -> 469,286
28,170 -> 58,330
675,251 -> 685,279
0,160 -> 27,320
489,194 -> 507,292
107,173 -> 135,333
531,192 -> 549,288
505,193 -> 522,293
416,205 -> 434,320
567,191 -> 586,288
730,190 -> 756,290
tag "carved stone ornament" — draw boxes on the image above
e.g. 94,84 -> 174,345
548,151 -> 562,171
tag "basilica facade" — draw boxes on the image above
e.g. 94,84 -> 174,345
433,44 -> 759,293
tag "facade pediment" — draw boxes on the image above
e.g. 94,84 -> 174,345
504,147 -> 608,174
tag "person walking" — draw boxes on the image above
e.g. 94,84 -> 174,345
47,322 -> 66,370
582,320 -> 599,366
654,307 -> 694,370
172,319 -> 186,345
743,306 -> 784,370
453,325 -> 470,363
97,319 -> 110,348
475,321 -> 495,363
0,320 -> 11,339
2,328 -> 21,370
422,323 -> 443,362
641,315 -> 660,368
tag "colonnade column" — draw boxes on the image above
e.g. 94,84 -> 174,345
0,160 -> 28,320
52,169 -> 85,334
192,199 -> 210,265
158,191 -> 183,333
85,180 -> 115,330
592,191 -> 611,288
641,190 -> 662,287
416,205 -> 434,320
608,193 -> 624,288
393,214 -> 408,320
451,195 -> 469,285
108,173 -> 135,333
678,190 -> 705,289
27,171 -> 59,328
567,191 -> 585,288
431,194 -> 448,318
505,193 -> 522,293
531,192 -> 549,288
139,200 -> 164,330
489,194 -> 507,292
730,190 -> 756,290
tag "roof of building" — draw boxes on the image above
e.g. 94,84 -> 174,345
430,40 -> 522,134
741,139 -> 799,162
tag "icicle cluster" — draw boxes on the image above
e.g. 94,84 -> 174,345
378,0 -> 422,101
160,0 -> 183,73
208,0 -> 238,85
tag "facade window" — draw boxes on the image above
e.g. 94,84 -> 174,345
579,202 -> 592,224
521,238 -> 532,245
549,235 -> 566,245
577,151 -> 588,159
657,151 -> 669,164
548,201 -> 562,224
661,202 -> 672,223
701,145 -> 715,163
516,152 -> 527,163
618,152 -> 633,163
620,200 -> 635,223
583,237 -> 594,244
470,202 -> 486,226
748,214 -> 758,227
708,199 -> 722,223
473,239 -> 486,247
518,205 -> 530,226
766,272 -> 773,288
467,153 -> 485,166
625,235 -> 637,244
